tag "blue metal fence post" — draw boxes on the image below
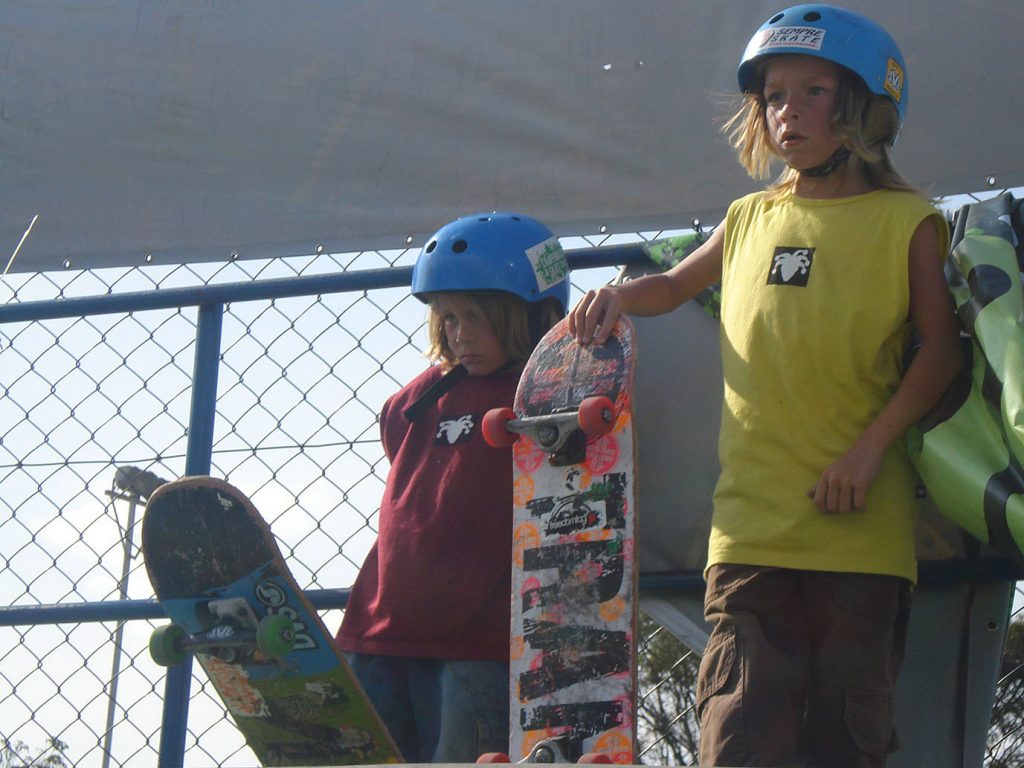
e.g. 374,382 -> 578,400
157,302 -> 224,767
184,304 -> 224,476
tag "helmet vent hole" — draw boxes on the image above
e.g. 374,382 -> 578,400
425,240 -> 437,254
452,239 -> 468,253
768,13 -> 784,23
803,11 -> 822,22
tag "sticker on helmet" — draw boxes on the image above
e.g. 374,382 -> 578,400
884,58 -> 905,103
756,26 -> 826,52
526,237 -> 568,293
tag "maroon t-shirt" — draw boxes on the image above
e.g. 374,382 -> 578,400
335,364 -> 519,661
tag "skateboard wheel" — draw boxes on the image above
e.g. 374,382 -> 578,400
482,407 -> 518,447
256,613 -> 296,659
476,753 -> 511,763
149,623 -> 187,667
578,753 -> 613,764
215,647 -> 240,664
577,396 -> 615,437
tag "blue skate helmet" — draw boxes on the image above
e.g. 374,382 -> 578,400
412,212 -> 569,314
737,4 -> 908,134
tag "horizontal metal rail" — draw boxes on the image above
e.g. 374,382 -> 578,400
0,244 -> 652,323
3,560 -> 1020,628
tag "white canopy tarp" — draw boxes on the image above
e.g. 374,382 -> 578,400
2,0 -> 1022,273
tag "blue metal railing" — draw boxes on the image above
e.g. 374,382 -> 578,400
156,303 -> 225,767
1,560 -> 1017,630
0,244 -> 651,323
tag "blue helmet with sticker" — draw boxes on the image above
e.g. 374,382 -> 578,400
737,4 -> 908,128
412,212 -> 570,314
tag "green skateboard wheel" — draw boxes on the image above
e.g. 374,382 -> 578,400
149,623 -> 187,667
256,613 -> 295,659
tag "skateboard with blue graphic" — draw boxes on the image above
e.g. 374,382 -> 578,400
142,476 -> 402,766
481,316 -> 639,764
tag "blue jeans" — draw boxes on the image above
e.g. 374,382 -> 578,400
346,653 -> 509,762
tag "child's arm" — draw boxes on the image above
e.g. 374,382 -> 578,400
569,224 -> 726,345
809,217 -> 964,514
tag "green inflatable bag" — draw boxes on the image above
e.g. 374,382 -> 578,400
908,192 -> 1024,567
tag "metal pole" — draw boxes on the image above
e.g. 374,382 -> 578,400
100,488 -> 141,768
157,303 -> 224,767
0,243 -> 652,324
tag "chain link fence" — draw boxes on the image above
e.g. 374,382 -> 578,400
0,208 -> 1022,766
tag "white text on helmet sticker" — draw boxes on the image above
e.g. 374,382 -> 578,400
757,27 -> 825,52
526,237 -> 568,293
884,58 -> 904,103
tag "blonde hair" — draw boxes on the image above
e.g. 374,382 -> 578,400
425,292 -> 563,369
723,57 -> 916,197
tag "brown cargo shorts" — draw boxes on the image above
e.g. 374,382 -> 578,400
696,564 -> 911,768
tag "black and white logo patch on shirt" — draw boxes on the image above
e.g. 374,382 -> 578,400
767,246 -> 814,287
435,413 -> 477,445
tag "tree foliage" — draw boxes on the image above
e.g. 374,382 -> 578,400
0,738 -> 70,768
987,616 -> 1024,767
636,612 -> 701,765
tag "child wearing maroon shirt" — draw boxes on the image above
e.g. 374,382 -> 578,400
336,212 -> 568,762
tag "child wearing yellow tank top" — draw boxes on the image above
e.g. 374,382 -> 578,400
569,5 -> 963,766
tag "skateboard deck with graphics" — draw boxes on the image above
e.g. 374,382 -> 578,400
142,476 -> 402,766
482,316 -> 639,764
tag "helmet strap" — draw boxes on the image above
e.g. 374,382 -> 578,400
798,146 -> 851,178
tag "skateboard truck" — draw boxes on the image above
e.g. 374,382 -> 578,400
482,395 -> 616,466
524,736 -> 581,763
149,597 -> 296,666
477,736 -> 613,764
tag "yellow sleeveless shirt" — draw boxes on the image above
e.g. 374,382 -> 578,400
709,189 -> 948,582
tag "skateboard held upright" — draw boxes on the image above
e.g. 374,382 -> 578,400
142,476 -> 402,766
483,316 -> 640,764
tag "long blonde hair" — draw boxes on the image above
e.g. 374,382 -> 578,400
424,292 -> 562,369
723,57 -> 916,197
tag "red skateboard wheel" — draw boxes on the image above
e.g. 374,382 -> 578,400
578,753 -> 614,764
477,752 -> 512,763
482,407 -> 518,447
578,395 -> 616,437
